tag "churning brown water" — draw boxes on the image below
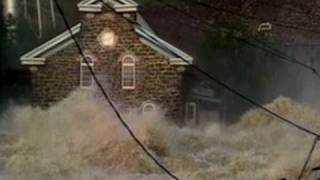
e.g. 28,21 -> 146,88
1,91 -> 320,180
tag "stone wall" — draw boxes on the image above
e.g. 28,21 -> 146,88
30,44 -> 79,106
30,7 -> 187,122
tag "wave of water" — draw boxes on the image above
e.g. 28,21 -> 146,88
1,91 -> 320,179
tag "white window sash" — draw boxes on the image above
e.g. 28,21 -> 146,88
80,62 -> 94,89
122,62 -> 135,90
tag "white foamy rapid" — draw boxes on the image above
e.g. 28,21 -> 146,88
1,91 -> 320,180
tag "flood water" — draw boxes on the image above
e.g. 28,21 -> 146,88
0,91 -> 320,180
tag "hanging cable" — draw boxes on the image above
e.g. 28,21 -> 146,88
156,0 -> 320,80
134,5 -> 320,138
135,10 -> 320,177
177,0 -> 320,35
53,0 -> 180,179
52,0 -> 320,179
298,136 -> 319,180
112,1 -> 320,179
90,0 -> 320,137
249,0 -> 320,17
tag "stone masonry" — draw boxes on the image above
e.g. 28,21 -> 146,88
29,6 -> 187,122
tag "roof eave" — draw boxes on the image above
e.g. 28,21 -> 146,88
20,24 -> 81,66
77,0 -> 103,12
113,4 -> 138,12
78,4 -> 103,12
170,58 -> 193,65
21,58 -> 46,65
134,25 -> 194,65
114,7 -> 138,12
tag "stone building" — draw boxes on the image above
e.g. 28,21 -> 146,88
20,0 -> 198,123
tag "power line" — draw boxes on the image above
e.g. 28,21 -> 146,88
135,9 -> 320,138
251,0 -> 320,17
298,136 -> 319,180
156,0 -> 320,79
174,58 -> 320,137
139,8 -> 320,178
143,1 -> 320,178
142,3 -> 320,177
177,0 -> 320,35
53,0 -> 180,179
54,0 -> 320,179
285,1 -> 320,15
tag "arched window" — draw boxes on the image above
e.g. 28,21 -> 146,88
122,55 -> 135,90
142,102 -> 156,116
80,57 -> 94,88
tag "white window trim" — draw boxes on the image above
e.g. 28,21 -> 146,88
80,59 -> 94,89
185,102 -> 197,122
121,55 -> 136,90
142,103 -> 156,113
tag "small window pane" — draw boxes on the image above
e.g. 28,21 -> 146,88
80,60 -> 94,88
123,56 -> 134,63
122,56 -> 135,89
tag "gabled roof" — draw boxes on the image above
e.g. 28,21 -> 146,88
20,24 -> 81,65
20,0 -> 193,66
20,23 -> 192,66
77,0 -> 138,13
134,25 -> 193,65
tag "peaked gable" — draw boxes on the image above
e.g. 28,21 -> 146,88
134,25 -> 193,65
20,1 -> 193,66
77,0 -> 138,13
20,24 -> 81,65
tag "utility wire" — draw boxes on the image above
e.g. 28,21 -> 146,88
157,0 -> 320,80
177,0 -> 320,35
174,61 -> 320,137
53,0 -> 180,179
133,14 -> 320,138
250,0 -> 320,17
238,38 -> 320,79
141,4 -> 320,177
147,1 -> 320,178
284,1 -> 320,15
298,136 -> 319,180
54,0 -> 320,178
139,10 -> 320,178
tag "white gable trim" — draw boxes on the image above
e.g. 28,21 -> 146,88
20,24 -> 81,65
139,38 -> 174,58
134,25 -> 193,65
77,0 -> 103,12
78,0 -> 138,13
106,0 -> 138,12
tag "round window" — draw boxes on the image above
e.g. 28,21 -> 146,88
98,29 -> 117,47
